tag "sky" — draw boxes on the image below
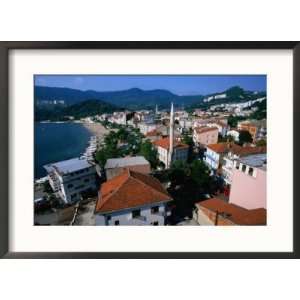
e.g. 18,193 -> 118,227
34,75 -> 266,96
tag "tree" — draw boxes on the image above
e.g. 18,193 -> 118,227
182,133 -> 195,162
168,160 -> 189,187
256,139 -> 266,147
238,130 -> 253,145
139,140 -> 159,169
189,159 -> 211,190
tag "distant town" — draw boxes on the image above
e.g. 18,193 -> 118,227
34,80 -> 267,226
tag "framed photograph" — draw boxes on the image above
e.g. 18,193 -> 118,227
0,42 -> 299,258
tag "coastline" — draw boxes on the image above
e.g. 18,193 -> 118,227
81,122 -> 109,137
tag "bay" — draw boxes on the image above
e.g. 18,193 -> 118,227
34,122 -> 92,179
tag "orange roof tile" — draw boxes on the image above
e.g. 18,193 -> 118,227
95,169 -> 172,213
194,126 -> 219,134
146,129 -> 159,137
196,198 -> 266,225
153,137 -> 188,150
206,142 -> 266,156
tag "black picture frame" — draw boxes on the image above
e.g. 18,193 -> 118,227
0,41 -> 299,259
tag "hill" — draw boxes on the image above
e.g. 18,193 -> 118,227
35,99 -> 121,121
34,86 -> 203,109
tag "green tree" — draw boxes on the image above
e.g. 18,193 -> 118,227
182,133 -> 195,162
238,130 -> 253,145
139,140 -> 159,169
189,159 -> 211,190
256,139 -> 266,147
168,160 -> 190,187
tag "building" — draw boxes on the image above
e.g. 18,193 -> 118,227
44,158 -> 97,204
227,129 -> 240,142
153,137 -> 188,168
145,129 -> 161,142
222,146 -> 266,185
153,103 -> 189,168
229,153 -> 267,210
138,122 -> 157,135
95,169 -> 173,225
237,120 -> 259,141
105,156 -> 151,180
194,197 -> 266,225
204,142 -> 242,171
207,121 -> 228,137
193,126 -> 219,147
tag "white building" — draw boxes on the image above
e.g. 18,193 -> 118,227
222,146 -> 266,185
138,122 -> 157,135
227,129 -> 240,142
44,158 -> 98,204
95,169 -> 172,225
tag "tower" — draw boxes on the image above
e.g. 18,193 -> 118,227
155,104 -> 158,114
168,102 -> 174,168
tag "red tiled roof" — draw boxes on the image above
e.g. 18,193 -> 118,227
146,129 -> 159,137
234,146 -> 266,157
95,169 -> 172,213
194,126 -> 218,134
196,198 -> 266,225
153,137 -> 188,150
206,142 -> 266,156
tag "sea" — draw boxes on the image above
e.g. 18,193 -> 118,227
34,122 -> 93,179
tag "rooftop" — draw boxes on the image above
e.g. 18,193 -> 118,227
44,157 -> 92,175
194,126 -> 219,134
196,198 -> 266,225
153,137 -> 188,150
95,169 -> 172,213
207,142 -> 266,156
239,153 -> 267,168
105,156 -> 150,169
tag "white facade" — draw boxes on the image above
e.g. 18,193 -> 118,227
138,122 -> 157,135
227,129 -> 240,141
44,158 -> 97,204
204,148 -> 220,170
95,202 -> 170,226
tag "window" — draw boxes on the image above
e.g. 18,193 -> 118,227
151,206 -> 159,214
248,167 -> 254,176
114,220 -> 119,225
152,221 -> 159,226
132,209 -> 141,218
107,215 -> 111,221
235,162 -> 240,170
67,184 -> 73,188
84,178 -> 89,183
242,164 -> 247,172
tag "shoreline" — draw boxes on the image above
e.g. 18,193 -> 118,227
81,122 -> 110,137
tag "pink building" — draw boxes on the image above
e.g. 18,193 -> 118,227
229,153 -> 266,210
193,126 -> 219,147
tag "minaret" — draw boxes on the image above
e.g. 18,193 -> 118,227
168,102 -> 174,168
155,104 -> 158,114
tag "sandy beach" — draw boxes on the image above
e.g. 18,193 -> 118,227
82,122 -> 109,137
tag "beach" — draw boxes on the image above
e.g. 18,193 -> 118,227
82,122 -> 109,137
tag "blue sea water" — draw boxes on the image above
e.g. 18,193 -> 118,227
34,123 -> 92,179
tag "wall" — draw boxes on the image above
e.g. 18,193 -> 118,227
106,164 -> 151,180
204,149 -> 220,170
95,203 -> 168,225
194,129 -> 218,146
197,206 -> 235,226
229,167 -> 266,209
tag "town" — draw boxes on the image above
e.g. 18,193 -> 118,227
34,87 -> 267,226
